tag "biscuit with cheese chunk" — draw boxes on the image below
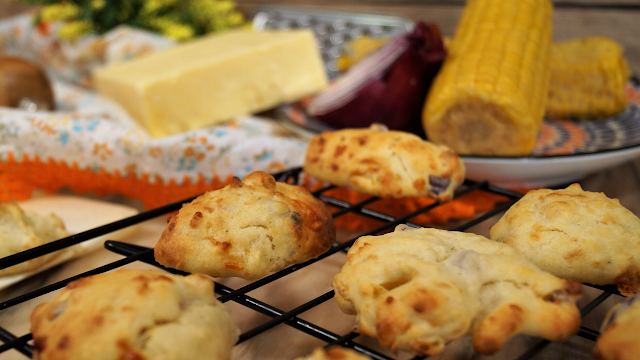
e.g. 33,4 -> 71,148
303,124 -> 465,202
332,225 -> 582,356
30,269 -> 239,360
154,171 -> 335,280
490,183 -> 640,296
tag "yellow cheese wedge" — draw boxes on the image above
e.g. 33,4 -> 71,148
93,29 -> 328,137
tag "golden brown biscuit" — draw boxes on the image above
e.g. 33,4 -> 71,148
332,225 -> 582,356
295,346 -> 372,360
154,171 -> 336,280
31,269 -> 239,360
0,201 -> 69,276
490,183 -> 640,296
303,124 -> 465,202
594,293 -> 640,360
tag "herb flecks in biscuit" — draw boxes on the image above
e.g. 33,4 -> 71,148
30,269 -> 239,360
332,225 -> 582,356
154,171 -> 336,280
490,183 -> 640,296
303,124 -> 465,202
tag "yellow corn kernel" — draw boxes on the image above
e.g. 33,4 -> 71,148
546,37 -> 630,119
422,0 -> 553,156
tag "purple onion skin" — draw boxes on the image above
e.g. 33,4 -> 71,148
314,22 -> 447,138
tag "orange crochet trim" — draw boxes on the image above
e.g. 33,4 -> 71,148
0,153 -> 233,209
1,153 -> 511,229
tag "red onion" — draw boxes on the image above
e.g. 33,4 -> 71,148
308,22 -> 447,138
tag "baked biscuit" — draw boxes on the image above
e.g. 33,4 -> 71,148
31,269 -> 239,360
303,124 -> 465,202
295,346 -> 371,360
0,202 -> 69,276
594,293 -> 640,360
155,171 -> 336,280
332,225 -> 582,356
490,183 -> 640,296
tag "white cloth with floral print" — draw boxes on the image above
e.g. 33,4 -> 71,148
0,79 -> 308,185
0,14 -> 309,185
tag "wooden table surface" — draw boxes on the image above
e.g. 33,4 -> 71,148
0,1 -> 639,360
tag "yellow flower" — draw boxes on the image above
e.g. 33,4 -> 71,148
40,0 -> 244,40
162,23 -> 195,41
146,17 -> 195,41
57,20 -> 94,40
141,0 -> 179,15
92,0 -> 106,10
225,11 -> 244,27
210,0 -> 236,13
187,0 -> 245,32
39,3 -> 81,23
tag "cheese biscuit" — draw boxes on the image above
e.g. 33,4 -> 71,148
594,293 -> 640,360
332,225 -> 582,356
303,124 -> 465,202
155,171 -> 336,280
490,183 -> 640,296
31,269 -> 239,360
0,202 -> 69,276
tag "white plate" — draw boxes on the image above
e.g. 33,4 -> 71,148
0,195 -> 140,290
462,145 -> 640,188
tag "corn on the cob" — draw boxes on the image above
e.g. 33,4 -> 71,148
422,0 -> 553,156
546,37 -> 630,119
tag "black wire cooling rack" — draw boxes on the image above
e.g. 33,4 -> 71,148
0,167 -> 624,359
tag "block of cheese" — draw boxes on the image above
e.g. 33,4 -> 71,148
93,29 -> 328,137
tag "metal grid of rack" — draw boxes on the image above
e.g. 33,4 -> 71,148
0,167 -> 623,359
